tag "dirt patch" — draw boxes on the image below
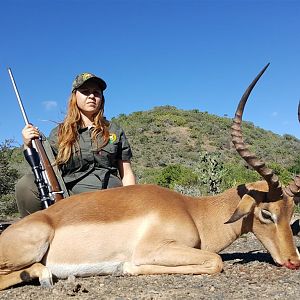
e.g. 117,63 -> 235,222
1,232 -> 300,299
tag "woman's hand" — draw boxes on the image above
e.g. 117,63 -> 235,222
22,124 -> 40,149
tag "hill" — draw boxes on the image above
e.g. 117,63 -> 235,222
112,105 -> 300,184
1,105 -> 300,216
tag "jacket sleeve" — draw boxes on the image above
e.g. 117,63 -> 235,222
118,128 -> 133,161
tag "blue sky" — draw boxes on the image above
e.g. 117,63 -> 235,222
1,0 -> 299,145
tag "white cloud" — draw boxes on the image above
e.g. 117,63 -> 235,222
271,111 -> 278,117
42,101 -> 58,111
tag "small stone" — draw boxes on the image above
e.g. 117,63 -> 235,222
67,275 -> 76,283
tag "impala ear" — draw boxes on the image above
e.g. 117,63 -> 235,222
224,194 -> 256,224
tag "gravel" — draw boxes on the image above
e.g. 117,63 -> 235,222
1,232 -> 300,299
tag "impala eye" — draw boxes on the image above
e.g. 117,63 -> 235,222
260,209 -> 275,223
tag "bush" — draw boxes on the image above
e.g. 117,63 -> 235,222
289,157 -> 300,175
195,152 -> 225,195
155,164 -> 198,189
268,162 -> 293,185
173,184 -> 202,197
221,162 -> 260,190
0,140 -> 19,195
0,194 -> 19,217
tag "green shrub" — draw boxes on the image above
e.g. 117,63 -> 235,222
0,194 -> 19,217
173,184 -> 202,197
0,140 -> 19,195
195,152 -> 225,195
267,162 -> 293,185
289,157 -> 300,175
155,164 -> 198,189
221,162 -> 260,190
155,114 -> 187,126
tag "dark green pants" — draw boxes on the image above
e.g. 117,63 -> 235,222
15,173 -> 122,217
15,174 -> 42,217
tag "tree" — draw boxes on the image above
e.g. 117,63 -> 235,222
0,140 -> 19,195
195,152 -> 225,195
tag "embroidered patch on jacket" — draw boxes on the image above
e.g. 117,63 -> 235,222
109,133 -> 117,144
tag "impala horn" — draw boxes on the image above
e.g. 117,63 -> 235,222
298,99 -> 300,123
284,100 -> 300,200
231,63 -> 283,201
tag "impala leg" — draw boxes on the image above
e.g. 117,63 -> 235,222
0,262 -> 52,290
0,214 -> 54,290
124,242 -> 223,275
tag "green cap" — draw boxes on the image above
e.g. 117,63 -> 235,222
72,72 -> 107,91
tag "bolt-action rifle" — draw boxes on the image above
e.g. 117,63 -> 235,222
7,68 -> 67,209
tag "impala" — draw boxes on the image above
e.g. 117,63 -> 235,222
0,64 -> 299,290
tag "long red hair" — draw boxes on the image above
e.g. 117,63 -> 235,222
55,92 -> 109,166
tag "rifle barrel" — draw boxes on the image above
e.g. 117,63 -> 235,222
7,68 -> 30,125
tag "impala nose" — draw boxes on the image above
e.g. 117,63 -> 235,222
283,259 -> 300,270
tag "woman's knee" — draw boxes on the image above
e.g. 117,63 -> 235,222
16,174 -> 36,191
15,174 -> 41,217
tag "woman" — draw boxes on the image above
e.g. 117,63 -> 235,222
16,72 -> 136,217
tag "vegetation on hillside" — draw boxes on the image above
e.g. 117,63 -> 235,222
1,106 -> 300,216
0,140 -> 20,217
114,106 -> 299,185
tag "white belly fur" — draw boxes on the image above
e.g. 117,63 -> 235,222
46,261 -> 124,279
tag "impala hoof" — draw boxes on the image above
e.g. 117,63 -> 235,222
39,268 -> 53,288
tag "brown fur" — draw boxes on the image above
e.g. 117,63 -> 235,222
0,181 -> 299,290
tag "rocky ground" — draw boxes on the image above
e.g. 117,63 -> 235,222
1,229 -> 300,300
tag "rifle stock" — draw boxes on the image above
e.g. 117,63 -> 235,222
33,139 -> 64,202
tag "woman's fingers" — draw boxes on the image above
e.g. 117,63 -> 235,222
22,124 -> 40,146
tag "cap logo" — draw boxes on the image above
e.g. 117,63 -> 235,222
82,73 -> 93,81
